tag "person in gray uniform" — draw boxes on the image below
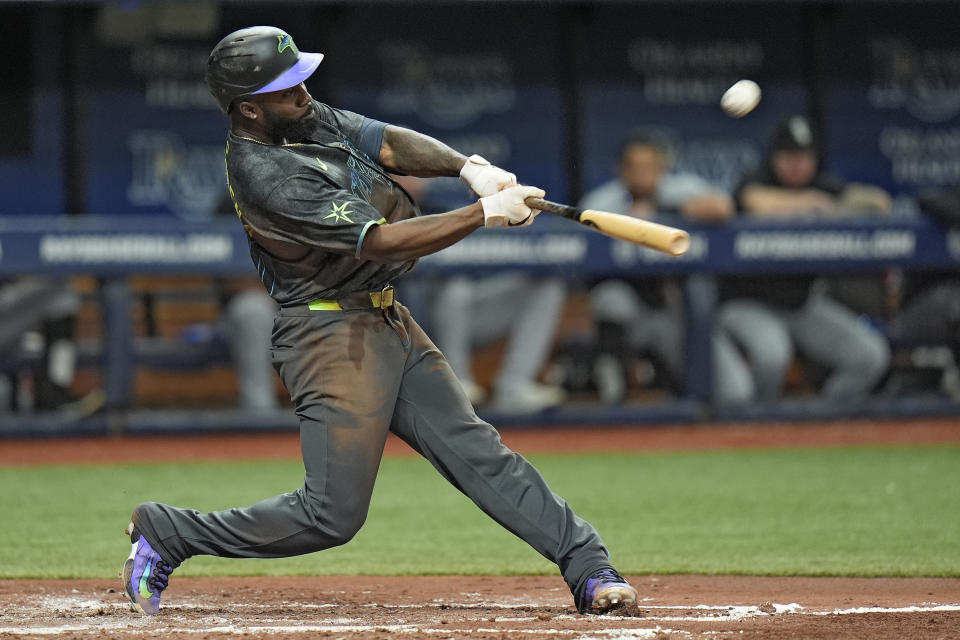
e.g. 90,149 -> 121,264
120,26 -> 636,617
432,272 -> 568,413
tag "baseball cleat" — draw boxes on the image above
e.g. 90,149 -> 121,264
121,522 -> 174,615
580,567 -> 638,614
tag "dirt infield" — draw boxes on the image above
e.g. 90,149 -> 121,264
3,418 -> 959,638
2,575 -> 959,639
3,416 -> 960,467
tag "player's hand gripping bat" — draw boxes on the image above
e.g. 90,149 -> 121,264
524,197 -> 691,256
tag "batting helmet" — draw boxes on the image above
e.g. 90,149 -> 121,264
205,26 -> 324,114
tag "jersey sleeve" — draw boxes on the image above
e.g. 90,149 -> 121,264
252,171 -> 386,258
313,102 -> 388,162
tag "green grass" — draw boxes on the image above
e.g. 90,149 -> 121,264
1,445 -> 959,579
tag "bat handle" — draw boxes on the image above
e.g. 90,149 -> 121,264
524,197 -> 578,218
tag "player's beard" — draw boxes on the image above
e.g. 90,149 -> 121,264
263,103 -> 317,143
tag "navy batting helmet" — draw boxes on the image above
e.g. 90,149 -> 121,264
205,26 -> 324,114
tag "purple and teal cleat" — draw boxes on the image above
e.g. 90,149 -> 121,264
578,567 -> 638,614
121,522 -> 175,615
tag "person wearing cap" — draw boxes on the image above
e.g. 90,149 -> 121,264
714,115 -> 891,405
119,26 -> 637,617
578,130 -> 735,405
738,115 -> 891,217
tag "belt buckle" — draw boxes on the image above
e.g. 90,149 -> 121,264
378,284 -> 395,309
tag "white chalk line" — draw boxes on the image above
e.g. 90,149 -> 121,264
2,594 -> 958,637
21,595 -> 960,619
812,604 -> 960,616
0,625 -> 689,638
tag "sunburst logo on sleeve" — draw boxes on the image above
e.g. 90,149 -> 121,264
325,201 -> 354,224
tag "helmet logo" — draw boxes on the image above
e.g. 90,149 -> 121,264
277,34 -> 298,55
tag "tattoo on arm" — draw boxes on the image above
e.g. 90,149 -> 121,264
380,125 -> 467,177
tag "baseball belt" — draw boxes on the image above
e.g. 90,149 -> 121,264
304,285 -> 395,311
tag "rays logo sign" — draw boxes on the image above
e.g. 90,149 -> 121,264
277,34 -> 298,55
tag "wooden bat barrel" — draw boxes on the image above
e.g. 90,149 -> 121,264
524,197 -> 690,256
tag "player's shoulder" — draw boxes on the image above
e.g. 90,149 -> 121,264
311,101 -> 367,130
579,180 -> 628,213
227,134 -> 293,172
227,135 -> 314,198
311,100 -> 340,120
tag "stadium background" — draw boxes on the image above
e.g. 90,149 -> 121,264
6,1 -> 959,216
4,0 -> 960,432
2,2 -> 960,638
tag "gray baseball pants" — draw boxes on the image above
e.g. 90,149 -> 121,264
717,287 -> 890,402
132,300 -> 611,595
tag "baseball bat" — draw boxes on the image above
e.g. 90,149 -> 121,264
524,197 -> 691,256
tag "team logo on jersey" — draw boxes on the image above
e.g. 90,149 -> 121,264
326,201 -> 354,224
277,34 -> 298,55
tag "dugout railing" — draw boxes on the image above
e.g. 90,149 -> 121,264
1,213 -> 959,435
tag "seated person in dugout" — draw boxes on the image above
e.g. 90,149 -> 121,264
578,131 -> 734,404
715,115 -> 891,404
393,175 -> 569,415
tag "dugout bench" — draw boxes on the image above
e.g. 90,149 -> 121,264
1,213 -> 959,435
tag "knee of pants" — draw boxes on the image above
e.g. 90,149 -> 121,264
712,342 -> 756,406
751,341 -> 794,380
846,335 -> 891,383
302,492 -> 370,548
589,280 -> 640,325
323,513 -> 367,548
713,370 -> 755,406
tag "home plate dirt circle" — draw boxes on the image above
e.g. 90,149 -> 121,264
2,575 -> 959,639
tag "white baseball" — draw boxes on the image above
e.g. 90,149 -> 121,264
721,79 -> 762,118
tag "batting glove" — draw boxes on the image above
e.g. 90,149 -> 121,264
460,154 -> 517,197
480,185 -> 545,228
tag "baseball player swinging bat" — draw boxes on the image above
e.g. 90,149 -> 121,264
525,197 -> 691,256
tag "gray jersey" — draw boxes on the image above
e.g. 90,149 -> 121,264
225,101 -> 418,304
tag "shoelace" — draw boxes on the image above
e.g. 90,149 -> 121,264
149,560 -> 174,592
590,568 -> 625,584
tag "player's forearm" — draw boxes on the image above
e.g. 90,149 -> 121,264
379,125 -> 467,177
740,186 -> 829,219
358,203 -> 483,262
679,193 -> 735,223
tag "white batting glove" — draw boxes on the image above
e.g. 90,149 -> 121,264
480,185 -> 546,228
459,154 -> 517,197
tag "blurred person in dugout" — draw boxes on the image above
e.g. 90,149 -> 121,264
579,130 -> 734,404
222,286 -> 280,411
391,174 -> 568,414
716,114 -> 891,404
216,193 -> 281,411
0,277 -> 101,414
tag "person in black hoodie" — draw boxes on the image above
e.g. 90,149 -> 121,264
715,115 -> 891,403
